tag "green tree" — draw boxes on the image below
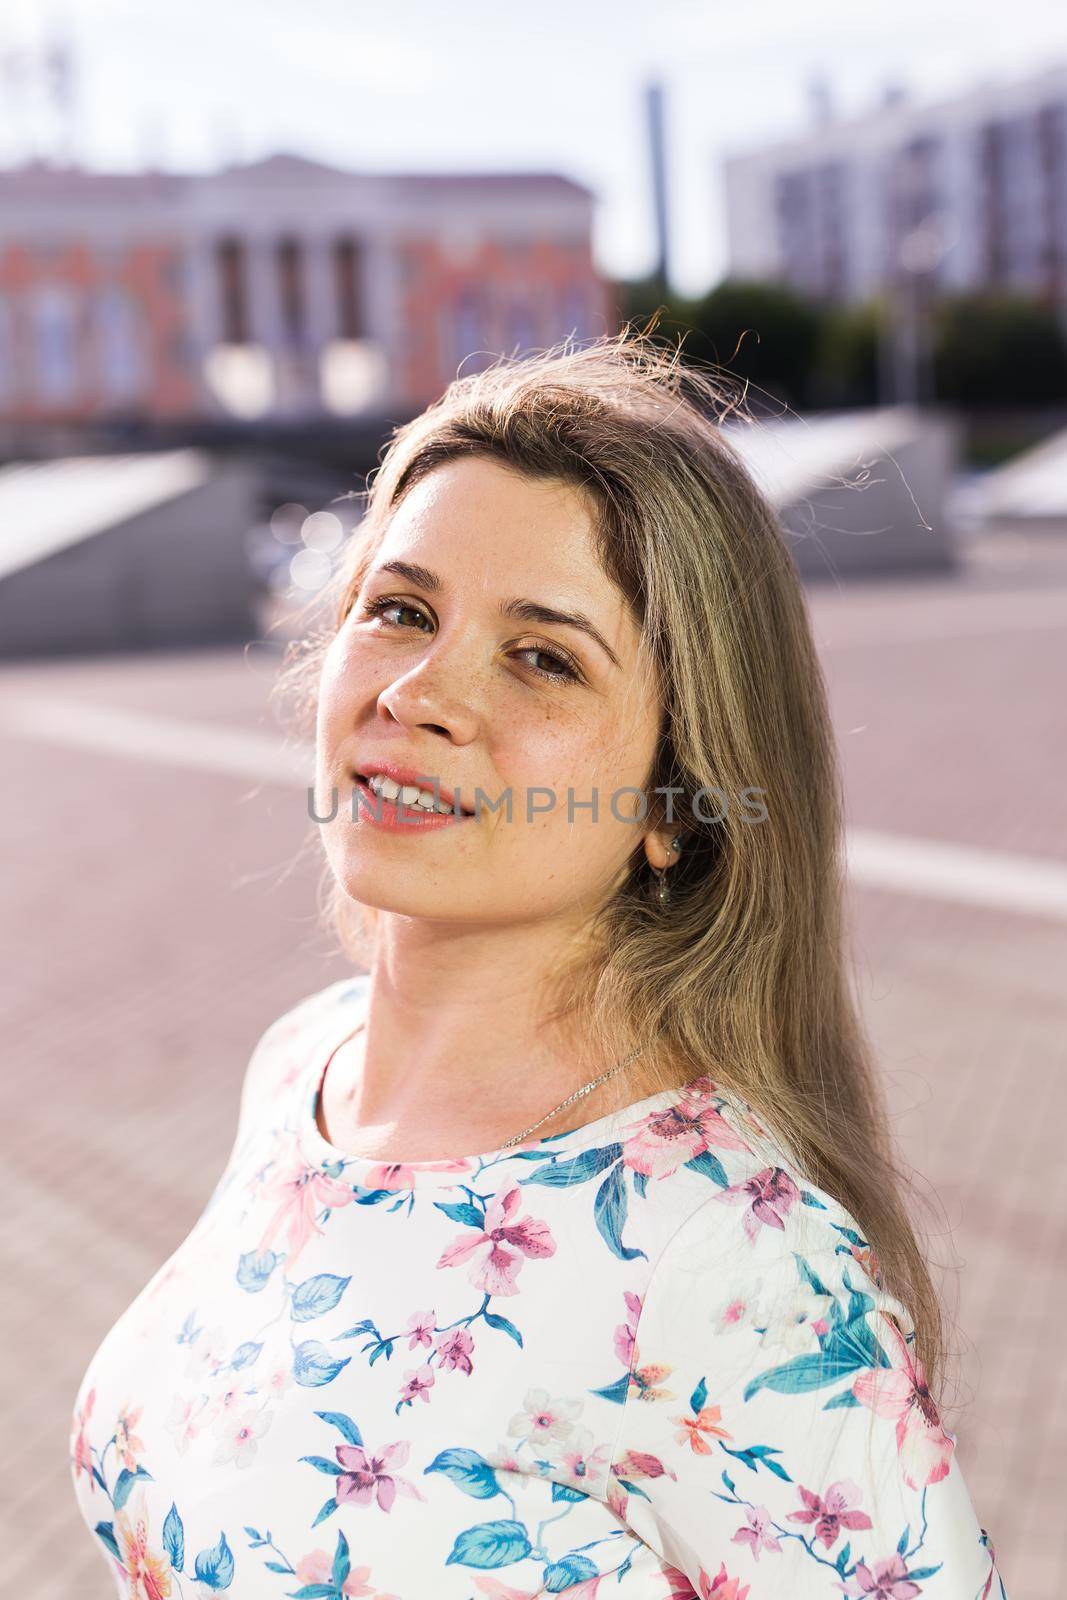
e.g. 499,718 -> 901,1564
932,291 -> 1067,408
619,276 -> 826,412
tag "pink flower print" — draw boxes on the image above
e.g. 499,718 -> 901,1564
335,1437 -> 426,1511
114,1402 -> 146,1472
205,1382 -> 257,1434
472,1579 -> 542,1600
612,1448 -> 677,1483
621,1092 -> 751,1180
613,1290 -> 642,1366
700,1565 -> 752,1600
626,1356 -> 676,1403
716,1165 -> 800,1244
398,1364 -> 435,1406
293,1552 -> 399,1598
851,1313 -> 955,1489
263,1359 -> 293,1402
840,1552 -> 921,1599
434,1327 -> 475,1374
554,1426 -> 611,1492
71,1386 -> 95,1487
731,1504 -> 782,1561
114,1488 -> 173,1599
673,1399 -> 733,1454
665,1566 -> 751,1600
211,1402 -> 272,1468
437,1184 -> 555,1297
364,1157 -> 475,1192
258,1135 -> 354,1268
165,1392 -> 207,1455
402,1309 -> 436,1350
787,1478 -> 873,1548
506,1387 -> 581,1447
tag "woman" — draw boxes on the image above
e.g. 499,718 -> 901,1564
70,332 -> 1007,1598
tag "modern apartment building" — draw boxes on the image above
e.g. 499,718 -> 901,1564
722,64 -> 1067,310
0,154 -> 610,428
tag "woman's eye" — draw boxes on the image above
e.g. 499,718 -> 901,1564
513,645 -> 581,684
360,596 -> 433,631
358,598 -> 580,684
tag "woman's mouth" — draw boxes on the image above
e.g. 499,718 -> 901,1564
352,770 -> 474,827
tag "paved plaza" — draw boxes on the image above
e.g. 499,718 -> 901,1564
1,529 -> 1064,1597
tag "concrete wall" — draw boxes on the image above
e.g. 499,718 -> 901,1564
0,465 -> 259,657
779,415 -> 959,581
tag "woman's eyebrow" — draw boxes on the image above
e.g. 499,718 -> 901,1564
372,558 -> 621,670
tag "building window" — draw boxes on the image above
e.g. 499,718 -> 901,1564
216,236 -> 249,343
453,287 -> 487,372
93,287 -> 146,403
32,286 -> 79,402
276,235 -> 305,346
333,236 -> 364,339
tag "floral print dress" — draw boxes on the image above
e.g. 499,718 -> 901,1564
70,975 -> 1008,1600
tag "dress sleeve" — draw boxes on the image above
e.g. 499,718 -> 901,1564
606,1188 -> 1008,1599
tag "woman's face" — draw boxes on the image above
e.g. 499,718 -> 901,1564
315,454 -> 664,928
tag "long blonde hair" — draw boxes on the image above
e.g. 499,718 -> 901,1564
274,326 -> 958,1411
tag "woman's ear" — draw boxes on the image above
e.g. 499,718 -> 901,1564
644,826 -> 683,873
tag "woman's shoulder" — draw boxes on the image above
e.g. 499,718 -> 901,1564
231,972 -> 369,1145
607,1074 -> 907,1327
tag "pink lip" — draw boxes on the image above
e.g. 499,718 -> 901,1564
351,759 -> 474,829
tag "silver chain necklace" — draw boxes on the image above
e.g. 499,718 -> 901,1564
497,1044 -> 644,1150
338,1019 -> 644,1153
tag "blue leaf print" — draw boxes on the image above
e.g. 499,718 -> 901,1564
836,1541 -> 852,1574
589,1374 -> 630,1404
521,1144 -> 623,1188
335,1318 -> 378,1340
299,1454 -> 345,1476
93,1521 -> 121,1562
163,1502 -> 184,1571
425,1447 -> 501,1499
897,1525 -> 911,1555
684,1150 -> 728,1186
229,1340 -> 262,1370
483,1311 -> 524,1347
742,1346 -> 866,1402
544,1554 -> 598,1590
434,1199 -> 485,1228
292,1341 -> 352,1387
236,1250 -> 277,1292
795,1252 -> 833,1299
112,1465 -> 153,1509
194,1531 -> 235,1589
593,1164 -> 646,1262
800,1190 -> 828,1208
445,1519 -> 532,1569
352,1186 -> 398,1205
332,1528 -> 351,1589
291,1273 -> 352,1322
313,1409 -> 363,1446
907,1566 -> 945,1582
551,1481 -> 587,1502
690,1376 -> 708,1413
633,1171 -> 648,1197
824,1389 -> 861,1408
311,1496 -> 339,1528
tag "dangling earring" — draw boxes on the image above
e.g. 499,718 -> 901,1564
652,835 -> 682,907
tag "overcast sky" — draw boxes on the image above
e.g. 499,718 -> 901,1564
4,0 -> 1067,296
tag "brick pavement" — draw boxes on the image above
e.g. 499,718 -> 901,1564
1,529 -> 1063,1596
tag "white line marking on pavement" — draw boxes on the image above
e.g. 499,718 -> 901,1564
846,828 -> 1067,923
4,695 -> 1067,923
0,695 -> 313,786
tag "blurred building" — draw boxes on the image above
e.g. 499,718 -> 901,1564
722,63 -> 1067,308
0,155 -> 608,434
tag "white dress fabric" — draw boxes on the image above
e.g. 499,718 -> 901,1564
70,974 -> 1008,1599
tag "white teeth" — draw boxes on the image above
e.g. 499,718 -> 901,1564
366,772 -> 457,815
